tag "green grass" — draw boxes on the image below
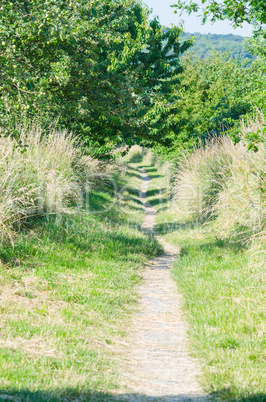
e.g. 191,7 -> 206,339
0,165 -> 161,401
144,162 -> 266,401
165,228 -> 266,401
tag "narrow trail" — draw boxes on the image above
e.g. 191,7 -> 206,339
114,169 -> 206,401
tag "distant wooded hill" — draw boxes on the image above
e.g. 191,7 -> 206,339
181,32 -> 254,59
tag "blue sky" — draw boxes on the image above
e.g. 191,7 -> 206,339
143,0 -> 253,36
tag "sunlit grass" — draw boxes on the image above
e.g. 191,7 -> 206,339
0,165 -> 161,401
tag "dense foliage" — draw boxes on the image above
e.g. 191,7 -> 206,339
0,0 -> 192,156
0,0 -> 146,154
144,44 -> 266,158
172,0 -> 266,29
139,31 -> 256,154
0,0 -> 265,156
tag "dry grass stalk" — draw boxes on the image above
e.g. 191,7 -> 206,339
173,127 -> 265,248
0,122 -> 112,242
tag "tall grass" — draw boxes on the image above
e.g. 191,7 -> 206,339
0,123 -> 114,242
214,142 -> 265,242
173,127 -> 266,247
173,136 -> 232,222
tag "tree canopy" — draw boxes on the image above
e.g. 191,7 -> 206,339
0,0 -> 192,156
171,0 -> 266,29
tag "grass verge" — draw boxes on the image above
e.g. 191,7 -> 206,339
0,164 -> 161,401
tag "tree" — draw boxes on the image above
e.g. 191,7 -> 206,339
171,0 -> 266,29
171,1 -> 266,152
132,21 -> 193,147
0,0 -> 151,155
145,51 -> 258,159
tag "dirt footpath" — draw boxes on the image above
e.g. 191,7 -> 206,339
114,169 -> 206,402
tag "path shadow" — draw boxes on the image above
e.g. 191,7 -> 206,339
155,221 -> 246,253
127,171 -> 143,179
144,174 -> 163,179
149,197 -> 169,207
139,167 -> 157,173
0,389 -> 265,401
123,195 -> 144,207
199,238 -> 246,253
155,221 -> 198,234
139,165 -> 159,170
146,188 -> 166,198
126,188 -> 142,197
141,175 -> 150,182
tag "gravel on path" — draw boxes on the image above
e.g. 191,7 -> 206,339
114,168 -> 207,402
